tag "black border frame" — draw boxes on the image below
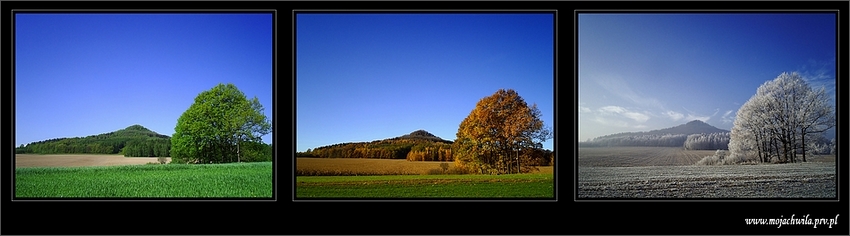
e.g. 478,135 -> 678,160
1,1 -> 847,235
9,9 -> 278,202
575,10 -> 840,202
292,9 -> 558,202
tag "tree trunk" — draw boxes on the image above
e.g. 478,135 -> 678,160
753,134 -> 760,163
516,150 -> 520,174
801,128 -> 807,162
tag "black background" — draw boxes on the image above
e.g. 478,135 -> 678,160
2,1 -> 848,235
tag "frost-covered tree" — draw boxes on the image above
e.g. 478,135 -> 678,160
830,138 -> 836,155
796,84 -> 836,161
583,133 -> 687,147
725,72 -> 835,164
684,132 -> 730,150
728,93 -> 772,164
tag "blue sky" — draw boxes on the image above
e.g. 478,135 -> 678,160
296,13 -> 555,152
15,13 -> 273,146
578,13 -> 836,142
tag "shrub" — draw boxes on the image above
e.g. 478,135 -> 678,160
695,150 -> 728,165
695,155 -> 721,165
695,149 -> 759,165
426,168 -> 444,175
446,166 -> 474,175
721,152 -> 758,165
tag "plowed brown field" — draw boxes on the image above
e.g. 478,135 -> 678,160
15,154 -> 170,167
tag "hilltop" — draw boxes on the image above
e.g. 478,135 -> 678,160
596,120 -> 729,139
389,129 -> 454,144
301,130 -> 455,161
92,124 -> 170,139
16,124 -> 172,157
647,120 -> 729,135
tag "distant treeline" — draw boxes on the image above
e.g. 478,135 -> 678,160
16,125 -> 172,157
298,137 -> 553,166
121,139 -> 172,157
579,133 -> 689,148
578,131 -> 836,155
300,139 -> 454,161
683,133 -> 730,150
578,132 -> 734,150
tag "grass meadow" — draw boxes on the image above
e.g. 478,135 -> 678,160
295,158 -> 555,198
16,162 -> 272,198
296,173 -> 554,198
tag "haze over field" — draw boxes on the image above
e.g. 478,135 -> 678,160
296,13 -> 554,152
15,13 -> 273,146
578,13 -> 836,142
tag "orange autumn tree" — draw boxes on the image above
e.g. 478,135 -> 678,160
453,89 -> 552,174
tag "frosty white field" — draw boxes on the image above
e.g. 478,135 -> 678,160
577,147 -> 836,198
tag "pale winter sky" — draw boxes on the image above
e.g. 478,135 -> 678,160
578,13 -> 836,142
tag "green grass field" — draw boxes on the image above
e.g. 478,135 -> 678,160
296,173 -> 554,198
16,162 -> 272,198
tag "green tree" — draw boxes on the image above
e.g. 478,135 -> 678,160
171,83 -> 271,164
453,89 -> 551,174
15,144 -> 28,154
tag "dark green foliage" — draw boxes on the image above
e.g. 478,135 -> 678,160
16,125 -> 171,157
171,83 -> 271,164
16,145 -> 28,154
122,138 -> 171,157
239,141 -> 273,162
296,151 -> 316,157
308,130 -> 450,160
394,130 -> 454,143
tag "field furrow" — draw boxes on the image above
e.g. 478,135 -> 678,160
578,162 -> 836,198
578,147 -> 718,167
577,147 -> 837,198
16,154 -> 169,167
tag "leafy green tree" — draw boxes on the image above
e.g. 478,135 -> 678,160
15,144 -> 28,154
171,83 -> 271,164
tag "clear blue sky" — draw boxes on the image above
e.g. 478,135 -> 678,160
296,13 -> 554,152
578,13 -> 836,142
15,13 -> 273,146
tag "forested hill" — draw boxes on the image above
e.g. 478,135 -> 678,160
580,120 -> 731,149
601,120 -> 729,138
299,130 -> 455,161
15,124 -> 172,157
389,130 -> 453,144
